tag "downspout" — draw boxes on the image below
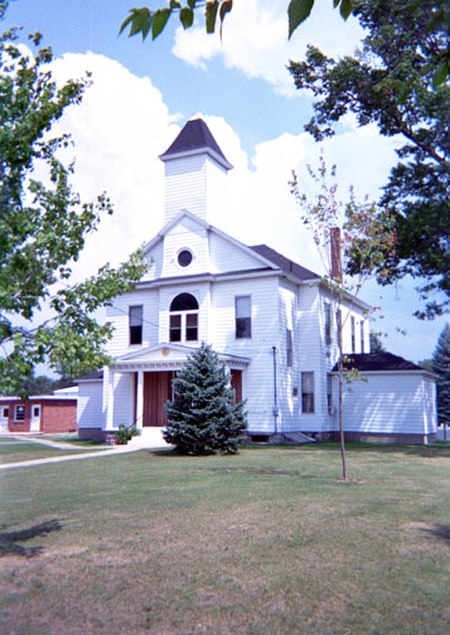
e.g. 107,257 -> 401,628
272,346 -> 279,435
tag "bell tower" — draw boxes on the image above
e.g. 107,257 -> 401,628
159,118 -> 233,224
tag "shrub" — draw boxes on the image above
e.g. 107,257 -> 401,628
115,423 -> 138,445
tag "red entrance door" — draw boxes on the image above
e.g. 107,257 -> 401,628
230,370 -> 243,403
143,372 -> 174,427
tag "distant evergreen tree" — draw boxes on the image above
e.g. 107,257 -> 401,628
418,359 -> 433,373
24,375 -> 55,396
369,332 -> 385,353
432,324 -> 450,427
2,373 -> 78,397
163,343 -> 247,455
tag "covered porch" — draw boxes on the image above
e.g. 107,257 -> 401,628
105,343 -> 250,432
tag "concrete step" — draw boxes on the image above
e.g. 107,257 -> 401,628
126,427 -> 171,449
280,431 -> 316,444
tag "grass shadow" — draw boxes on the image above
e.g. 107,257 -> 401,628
299,441 -> 450,459
0,519 -> 62,558
419,524 -> 450,544
201,465 -> 306,477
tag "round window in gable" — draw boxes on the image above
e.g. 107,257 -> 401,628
177,249 -> 193,268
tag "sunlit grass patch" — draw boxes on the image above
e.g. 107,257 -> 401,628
1,443 -> 449,634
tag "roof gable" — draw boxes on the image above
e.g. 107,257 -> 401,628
142,210 -> 294,280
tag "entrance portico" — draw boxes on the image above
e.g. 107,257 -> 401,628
105,344 -> 249,432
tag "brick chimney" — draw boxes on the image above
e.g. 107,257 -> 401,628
330,227 -> 343,283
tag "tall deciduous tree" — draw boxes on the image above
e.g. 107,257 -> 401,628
432,323 -> 450,427
288,0 -> 449,319
0,4 -> 147,395
164,343 -> 247,455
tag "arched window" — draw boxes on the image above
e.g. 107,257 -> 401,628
169,293 -> 199,342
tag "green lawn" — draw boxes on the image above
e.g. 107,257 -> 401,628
1,442 -> 449,635
0,436 -> 107,464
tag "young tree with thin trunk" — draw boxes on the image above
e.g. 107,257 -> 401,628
290,155 -> 396,480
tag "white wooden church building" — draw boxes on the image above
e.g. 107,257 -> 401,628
77,119 -> 437,444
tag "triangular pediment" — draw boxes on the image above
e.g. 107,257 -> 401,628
112,343 -> 250,371
140,210 -> 283,282
117,343 -> 194,363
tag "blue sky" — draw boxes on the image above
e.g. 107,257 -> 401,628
4,0 -> 447,362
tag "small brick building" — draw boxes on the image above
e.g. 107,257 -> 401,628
0,387 -> 78,434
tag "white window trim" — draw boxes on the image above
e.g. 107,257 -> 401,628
169,310 -> 199,343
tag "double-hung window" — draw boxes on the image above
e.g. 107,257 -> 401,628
301,372 -> 315,414
360,321 -> 365,353
351,316 -> 356,353
336,309 -> 342,350
15,405 -> 26,422
325,303 -> 332,345
235,296 -> 251,338
286,329 -> 293,367
327,374 -> 333,415
129,305 -> 143,345
169,293 -> 199,342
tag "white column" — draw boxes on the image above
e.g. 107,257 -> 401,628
106,369 -> 115,430
136,371 -> 144,430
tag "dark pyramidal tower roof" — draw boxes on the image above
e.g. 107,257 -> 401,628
159,118 -> 233,171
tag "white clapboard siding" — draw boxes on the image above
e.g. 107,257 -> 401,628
319,289 -> 369,357
209,275 -> 283,432
164,155 -> 228,223
277,282 -> 300,432
149,214 -> 275,280
105,288 -> 159,357
421,376 -> 437,434
340,372 -> 437,436
295,285 -> 328,432
141,241 -> 163,281
77,380 -> 104,429
111,372 -> 135,427
161,216 -> 209,278
208,232 -> 271,274
164,155 -> 206,221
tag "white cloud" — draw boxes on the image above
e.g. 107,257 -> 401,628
48,52 -> 179,280
172,0 -> 365,95
206,122 -> 398,276
44,52 -> 397,282
27,50 -> 441,362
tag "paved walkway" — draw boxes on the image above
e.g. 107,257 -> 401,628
0,433 -> 171,471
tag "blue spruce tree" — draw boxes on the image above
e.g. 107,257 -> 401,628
163,343 -> 247,455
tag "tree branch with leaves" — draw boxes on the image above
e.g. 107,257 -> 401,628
120,1 -> 448,88
0,3 -> 147,395
289,0 -> 449,319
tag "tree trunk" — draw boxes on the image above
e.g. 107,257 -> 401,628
338,355 -> 347,480
337,307 -> 348,481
